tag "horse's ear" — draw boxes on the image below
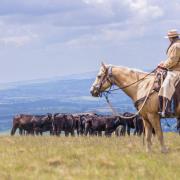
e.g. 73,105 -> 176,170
101,62 -> 106,69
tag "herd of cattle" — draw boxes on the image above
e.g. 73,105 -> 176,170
11,112 -> 180,136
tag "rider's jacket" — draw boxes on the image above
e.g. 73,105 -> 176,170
163,39 -> 180,71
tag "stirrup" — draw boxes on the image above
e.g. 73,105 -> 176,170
158,111 -> 175,118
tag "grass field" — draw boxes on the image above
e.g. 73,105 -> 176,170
0,133 -> 180,180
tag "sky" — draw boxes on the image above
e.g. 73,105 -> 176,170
0,0 -> 179,83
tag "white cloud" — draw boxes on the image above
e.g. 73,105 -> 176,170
0,34 -> 38,47
0,0 -> 179,82
0,0 -> 174,48
126,0 -> 163,19
82,0 -> 163,20
63,24 -> 145,48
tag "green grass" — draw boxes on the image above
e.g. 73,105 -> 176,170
0,133 -> 180,180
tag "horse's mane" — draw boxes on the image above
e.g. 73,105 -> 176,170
105,64 -> 155,81
107,64 -> 149,75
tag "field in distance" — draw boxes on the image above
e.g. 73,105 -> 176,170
0,133 -> 180,180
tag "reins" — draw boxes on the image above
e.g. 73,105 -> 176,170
103,68 -> 158,119
105,69 -> 156,92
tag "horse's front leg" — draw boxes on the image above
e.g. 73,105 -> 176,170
143,119 -> 153,153
148,113 -> 168,153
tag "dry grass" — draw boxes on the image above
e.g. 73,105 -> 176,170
0,133 -> 180,180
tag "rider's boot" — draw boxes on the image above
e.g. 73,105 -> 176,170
158,96 -> 164,117
158,96 -> 174,118
164,97 -> 175,117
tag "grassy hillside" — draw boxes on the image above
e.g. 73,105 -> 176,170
0,133 -> 180,180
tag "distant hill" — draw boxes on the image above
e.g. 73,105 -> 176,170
0,71 -> 177,133
0,71 -> 98,90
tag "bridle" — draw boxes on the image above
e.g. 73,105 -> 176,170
92,66 -> 115,97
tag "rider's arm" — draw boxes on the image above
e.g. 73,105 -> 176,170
163,45 -> 180,69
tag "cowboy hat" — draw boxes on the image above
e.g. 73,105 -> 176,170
164,29 -> 180,38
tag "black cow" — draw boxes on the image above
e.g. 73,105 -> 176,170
83,114 -> 125,136
72,113 -> 96,136
32,113 -> 53,135
122,112 -> 135,136
53,113 -> 75,136
133,115 -> 143,136
122,112 -> 143,136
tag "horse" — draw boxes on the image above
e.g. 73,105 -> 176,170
90,63 -> 180,153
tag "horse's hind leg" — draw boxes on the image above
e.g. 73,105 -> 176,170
148,114 -> 168,153
143,119 -> 153,153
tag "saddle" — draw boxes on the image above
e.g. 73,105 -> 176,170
153,66 -> 167,92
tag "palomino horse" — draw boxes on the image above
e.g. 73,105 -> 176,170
90,63 -> 180,153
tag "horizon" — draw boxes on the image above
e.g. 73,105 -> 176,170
0,69 -> 97,85
0,65 -> 154,85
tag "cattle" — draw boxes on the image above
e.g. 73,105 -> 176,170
11,114 -> 34,135
115,125 -> 126,136
133,115 -> 143,136
83,114 -> 125,136
122,112 -> 144,136
32,113 -> 53,135
114,113 -> 144,137
52,113 -> 75,136
72,113 -> 96,136
122,112 -> 136,136
10,112 -> 146,137
11,113 -> 53,136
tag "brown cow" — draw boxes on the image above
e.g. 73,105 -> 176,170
52,113 -> 75,136
31,113 -> 53,135
11,114 -> 34,135
72,113 -> 97,136
11,113 -> 53,136
83,114 -> 125,136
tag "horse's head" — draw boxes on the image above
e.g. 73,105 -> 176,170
90,63 -> 113,97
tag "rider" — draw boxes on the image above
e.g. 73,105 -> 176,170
158,29 -> 180,117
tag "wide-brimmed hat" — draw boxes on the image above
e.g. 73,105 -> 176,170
164,29 -> 180,38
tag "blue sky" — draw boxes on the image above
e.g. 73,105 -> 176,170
0,0 -> 179,83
